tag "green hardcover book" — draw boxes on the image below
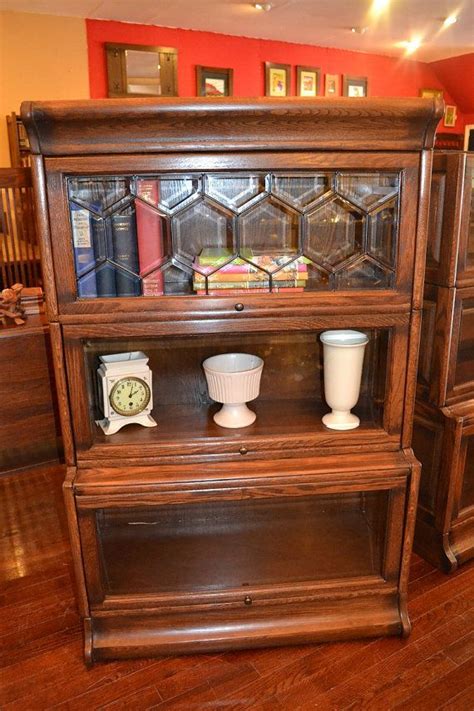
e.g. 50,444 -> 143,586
197,248 -> 253,266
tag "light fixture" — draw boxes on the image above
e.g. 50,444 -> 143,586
398,37 -> 422,55
254,2 -> 272,10
442,14 -> 458,27
351,26 -> 368,34
370,0 -> 390,15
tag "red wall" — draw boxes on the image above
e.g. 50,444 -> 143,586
430,54 -> 474,114
86,19 -> 465,132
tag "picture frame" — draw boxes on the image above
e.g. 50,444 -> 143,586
343,75 -> 368,98
325,74 -> 340,97
444,105 -> 457,128
419,88 -> 443,99
296,66 -> 320,97
265,62 -> 291,97
196,66 -> 233,97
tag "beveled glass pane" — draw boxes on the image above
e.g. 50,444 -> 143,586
240,197 -> 299,264
460,435 -> 474,510
204,174 -> 265,211
335,257 -> 393,289
136,176 -> 199,213
96,491 -> 389,595
454,298 -> 474,388
68,177 -> 130,212
173,200 -> 234,266
303,261 -> 331,291
337,173 -> 399,211
466,157 -> 474,270
368,204 -> 397,267
125,50 -> 161,96
162,261 -> 194,296
272,174 -> 331,209
306,198 -> 364,267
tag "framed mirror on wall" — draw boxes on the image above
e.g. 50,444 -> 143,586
105,43 -> 178,97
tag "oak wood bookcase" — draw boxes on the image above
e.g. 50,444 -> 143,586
414,151 -> 474,571
22,97 -> 441,664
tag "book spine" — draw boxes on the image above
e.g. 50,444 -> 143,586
136,181 -> 164,296
91,217 -> 117,297
111,209 -> 141,297
197,287 -> 305,295
194,271 -> 309,284
195,262 -> 308,275
193,279 -> 307,289
70,203 -> 97,297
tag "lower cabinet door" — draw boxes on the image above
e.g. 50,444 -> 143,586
76,471 -> 409,608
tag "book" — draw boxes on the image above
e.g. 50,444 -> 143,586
71,202 -> 97,298
111,207 -> 141,297
194,260 -> 308,276
196,287 -> 305,295
192,279 -> 307,290
196,248 -> 253,266
194,270 -> 309,283
91,215 -> 117,297
136,179 -> 165,296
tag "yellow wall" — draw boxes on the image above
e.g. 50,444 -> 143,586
0,12 -> 90,166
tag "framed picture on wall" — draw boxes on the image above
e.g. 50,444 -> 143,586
343,75 -> 368,97
324,74 -> 340,97
420,88 -> 443,98
265,62 -> 291,97
105,43 -> 178,97
196,66 -> 233,97
444,105 -> 457,127
296,66 -> 320,97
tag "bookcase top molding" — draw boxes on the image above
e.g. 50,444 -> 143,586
21,97 -> 443,157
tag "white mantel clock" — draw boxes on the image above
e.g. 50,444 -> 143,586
96,351 -> 157,435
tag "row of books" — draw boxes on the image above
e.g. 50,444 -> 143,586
192,249 -> 309,295
72,180 -> 308,298
72,179 -> 165,297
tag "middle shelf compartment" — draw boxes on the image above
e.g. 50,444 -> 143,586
63,316 -> 411,463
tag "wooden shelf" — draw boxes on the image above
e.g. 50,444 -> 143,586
80,398 -> 392,462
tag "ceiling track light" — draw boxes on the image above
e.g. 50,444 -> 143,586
254,2 -> 273,10
442,14 -> 458,27
351,26 -> 368,34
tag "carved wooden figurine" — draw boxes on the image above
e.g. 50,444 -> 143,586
0,283 -> 25,326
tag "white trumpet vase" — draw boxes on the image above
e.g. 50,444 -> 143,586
320,330 -> 369,431
203,353 -> 264,428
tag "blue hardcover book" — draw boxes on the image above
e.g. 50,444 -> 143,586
111,207 -> 141,297
70,202 -> 97,298
91,215 -> 117,297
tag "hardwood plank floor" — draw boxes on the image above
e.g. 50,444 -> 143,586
1,463 -> 473,710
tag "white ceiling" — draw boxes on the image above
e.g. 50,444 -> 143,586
1,0 -> 473,62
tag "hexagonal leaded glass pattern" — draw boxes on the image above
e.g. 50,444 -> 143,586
337,173 -> 399,210
68,170 -> 400,297
173,199 -> 235,266
306,198 -> 364,268
240,197 -> 299,264
272,174 -> 331,210
204,175 -> 265,212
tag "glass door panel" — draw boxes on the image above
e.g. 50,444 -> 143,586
95,491 -> 390,596
66,171 -> 401,298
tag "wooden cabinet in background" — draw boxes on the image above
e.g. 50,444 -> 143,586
22,97 -> 441,664
414,151 -> 474,572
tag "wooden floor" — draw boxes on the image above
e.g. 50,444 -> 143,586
1,464 -> 474,710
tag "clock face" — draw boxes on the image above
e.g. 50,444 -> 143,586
109,376 -> 151,417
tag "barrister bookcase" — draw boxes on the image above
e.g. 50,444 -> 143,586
413,151 -> 474,571
22,97 -> 441,664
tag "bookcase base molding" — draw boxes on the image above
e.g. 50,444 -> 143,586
83,593 -> 403,664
